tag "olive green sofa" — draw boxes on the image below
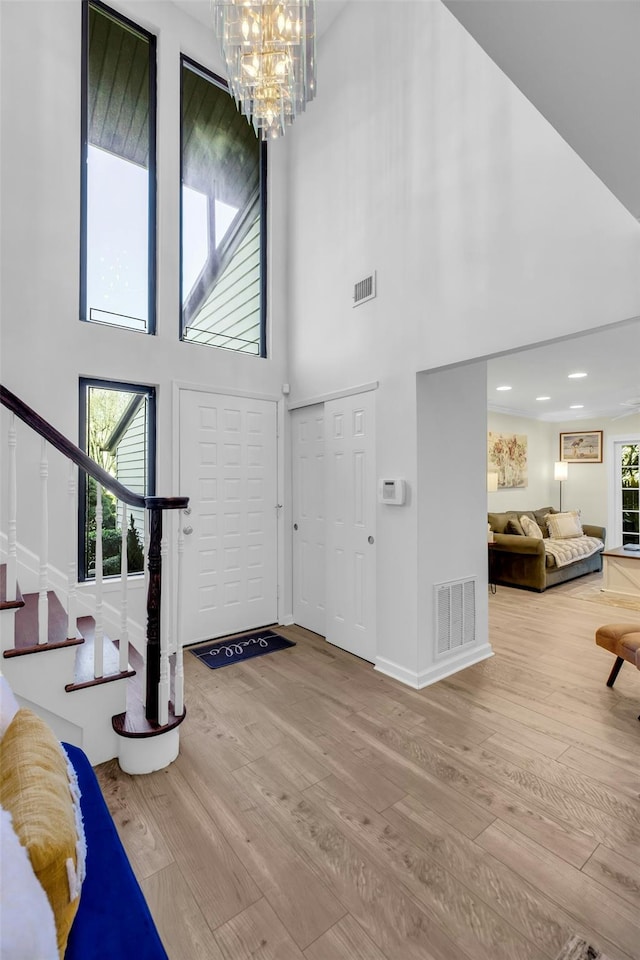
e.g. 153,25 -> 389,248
488,506 -> 606,592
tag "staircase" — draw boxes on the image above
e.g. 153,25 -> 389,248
0,385 -> 189,774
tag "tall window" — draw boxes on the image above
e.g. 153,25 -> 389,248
621,442 -> 639,547
81,1 -> 156,333
180,57 -> 266,355
79,379 -> 156,581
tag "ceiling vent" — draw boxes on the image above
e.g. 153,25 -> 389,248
353,271 -> 376,307
434,578 -> 476,657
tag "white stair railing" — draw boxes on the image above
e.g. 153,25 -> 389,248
6,413 -> 17,603
158,528 -> 169,726
66,461 -> 78,640
38,438 -> 48,645
119,500 -> 129,673
174,514 -> 185,716
94,481 -> 104,677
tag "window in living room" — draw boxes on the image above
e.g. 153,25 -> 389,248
620,442 -> 639,547
78,379 -> 156,581
80,1 -> 156,333
180,57 -> 267,355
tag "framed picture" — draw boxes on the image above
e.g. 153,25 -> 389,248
559,430 -> 603,463
487,431 -> 528,488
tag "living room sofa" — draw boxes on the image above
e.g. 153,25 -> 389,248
488,506 -> 606,592
0,675 -> 168,960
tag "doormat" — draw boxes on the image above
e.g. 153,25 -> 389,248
190,629 -> 295,669
555,936 -> 610,960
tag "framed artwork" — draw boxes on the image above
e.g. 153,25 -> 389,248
559,430 -> 603,463
487,431 -> 528,488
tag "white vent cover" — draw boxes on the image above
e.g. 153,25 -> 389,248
434,578 -> 476,656
353,271 -> 376,307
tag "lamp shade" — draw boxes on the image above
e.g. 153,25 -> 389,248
487,472 -> 499,492
554,461 -> 568,482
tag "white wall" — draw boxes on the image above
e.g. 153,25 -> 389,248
0,0 -> 289,621
285,1 -> 640,682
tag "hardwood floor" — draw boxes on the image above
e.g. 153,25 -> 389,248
96,573 -> 640,960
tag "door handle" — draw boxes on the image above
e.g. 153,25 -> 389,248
183,525 -> 193,535
368,535 -> 375,544
293,523 -> 298,531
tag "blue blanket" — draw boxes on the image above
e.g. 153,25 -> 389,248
62,743 -> 168,960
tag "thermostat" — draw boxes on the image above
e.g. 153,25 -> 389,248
378,478 -> 406,505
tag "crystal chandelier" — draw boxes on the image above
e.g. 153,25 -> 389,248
212,0 -> 316,139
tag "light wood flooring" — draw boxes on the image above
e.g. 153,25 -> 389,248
96,572 -> 640,960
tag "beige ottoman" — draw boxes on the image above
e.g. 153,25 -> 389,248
595,623 -> 640,720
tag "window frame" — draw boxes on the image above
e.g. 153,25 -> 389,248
78,377 -> 157,582
179,55 -> 268,357
80,0 -> 157,335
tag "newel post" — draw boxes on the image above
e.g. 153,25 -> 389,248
145,506 -> 163,723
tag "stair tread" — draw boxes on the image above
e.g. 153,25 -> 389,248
5,591 -> 83,657
112,649 -> 186,737
0,564 -> 24,610
65,617 -> 136,692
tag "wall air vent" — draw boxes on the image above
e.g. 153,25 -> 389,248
434,577 -> 476,657
353,271 -> 376,307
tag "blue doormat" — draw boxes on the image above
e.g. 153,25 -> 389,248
190,629 -> 295,669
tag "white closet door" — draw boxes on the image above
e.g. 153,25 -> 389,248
291,405 -> 326,636
325,392 -> 376,662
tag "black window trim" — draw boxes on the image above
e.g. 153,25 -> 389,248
78,377 -> 157,582
179,54 -> 268,357
80,0 -> 157,335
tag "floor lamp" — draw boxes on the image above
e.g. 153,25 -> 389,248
554,461 -> 568,511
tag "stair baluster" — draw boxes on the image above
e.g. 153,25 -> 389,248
7,414 -> 17,603
158,527 -> 169,727
119,500 -> 129,673
94,481 -> 104,678
174,513 -> 185,716
67,461 -> 78,640
38,438 -> 48,645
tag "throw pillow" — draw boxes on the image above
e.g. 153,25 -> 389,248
520,515 -> 544,539
0,708 -> 85,958
546,511 -> 583,539
505,518 -> 524,536
0,805 -> 58,960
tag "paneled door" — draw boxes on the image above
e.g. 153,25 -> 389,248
291,405 -> 326,636
325,392 -> 376,662
179,390 -> 278,645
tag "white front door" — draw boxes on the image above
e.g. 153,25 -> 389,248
179,390 -> 278,645
325,392 -> 376,662
291,405 -> 326,636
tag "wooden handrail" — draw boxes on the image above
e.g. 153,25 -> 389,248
2,382 -> 189,728
0,385 -> 188,511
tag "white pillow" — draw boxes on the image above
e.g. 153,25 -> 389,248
546,511 -> 583,539
0,806 -> 58,960
520,515 -> 544,539
0,673 -> 19,739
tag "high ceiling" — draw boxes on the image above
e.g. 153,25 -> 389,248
443,0 -> 640,220
175,1 -> 640,423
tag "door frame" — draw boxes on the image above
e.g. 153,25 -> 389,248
607,431 -> 640,547
172,380 -> 286,630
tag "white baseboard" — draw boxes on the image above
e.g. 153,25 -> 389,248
375,643 -> 494,689
281,612 -> 294,626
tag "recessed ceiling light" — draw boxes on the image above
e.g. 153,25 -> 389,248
568,372 -> 587,379
496,385 -> 512,392
569,404 -> 584,409
536,396 -> 551,401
